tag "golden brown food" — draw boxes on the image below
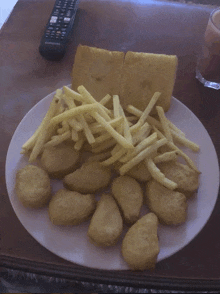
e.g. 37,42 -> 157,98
126,160 -> 151,182
157,161 -> 200,194
49,189 -> 96,226
63,161 -> 112,194
40,142 -> 80,178
71,45 -> 125,102
15,165 -> 51,208
111,175 -> 143,225
88,193 -> 123,247
146,180 -> 187,225
119,51 -> 178,112
121,212 -> 159,270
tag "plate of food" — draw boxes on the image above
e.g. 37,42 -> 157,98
5,45 -> 219,271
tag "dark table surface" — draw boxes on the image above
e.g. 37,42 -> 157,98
1,0 -> 220,292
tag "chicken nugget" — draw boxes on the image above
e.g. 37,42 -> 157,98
122,212 -> 159,270
111,175 -> 143,225
126,160 -> 151,182
40,142 -> 80,179
146,180 -> 187,225
88,193 -> 123,247
15,165 -> 51,208
63,161 -> 112,194
157,161 -> 199,194
49,189 -> 96,226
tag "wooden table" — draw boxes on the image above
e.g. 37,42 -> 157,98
1,0 -> 220,291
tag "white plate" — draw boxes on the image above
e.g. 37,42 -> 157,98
5,88 -> 220,270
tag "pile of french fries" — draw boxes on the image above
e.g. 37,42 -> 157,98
21,85 -> 200,189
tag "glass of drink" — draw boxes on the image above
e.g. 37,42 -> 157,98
196,7 -> 220,90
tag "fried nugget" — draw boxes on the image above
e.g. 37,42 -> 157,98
157,161 -> 200,194
146,180 -> 187,225
40,142 -> 80,179
88,193 -> 123,247
122,212 -> 159,270
111,175 -> 143,225
126,160 -> 151,182
49,189 -> 96,226
63,161 -> 112,194
15,165 -> 51,208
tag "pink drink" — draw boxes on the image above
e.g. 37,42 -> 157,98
196,8 -> 220,88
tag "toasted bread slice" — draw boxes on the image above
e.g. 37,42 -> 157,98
71,45 -> 125,102
119,51 -> 178,111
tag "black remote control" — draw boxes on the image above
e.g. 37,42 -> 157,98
39,0 -> 79,61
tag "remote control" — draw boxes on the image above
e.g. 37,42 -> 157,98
39,0 -> 79,61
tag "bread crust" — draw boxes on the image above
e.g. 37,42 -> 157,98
71,45 -> 125,102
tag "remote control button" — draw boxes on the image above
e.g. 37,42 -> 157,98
64,17 -> 71,23
50,16 -> 58,23
66,10 -> 71,17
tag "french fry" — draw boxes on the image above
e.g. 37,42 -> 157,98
45,130 -> 71,147
89,116 -> 123,134
127,104 -> 163,131
156,106 -> 173,142
110,122 -> 150,157
153,126 -> 200,172
167,119 -> 185,137
49,103 -> 99,126
119,138 -> 167,175
54,88 -> 63,99
77,85 -> 112,120
119,104 -> 133,144
74,134 -> 85,150
153,151 -> 177,163
126,115 -> 139,122
101,148 -> 127,166
113,95 -> 121,118
21,126 -> 41,153
62,93 -> 76,109
63,94 -> 93,140
110,143 -> 122,156
137,92 -> 161,126
146,116 -> 162,129
68,117 -> 83,131
119,132 -> 158,163
172,131 -> 200,152
91,112 -> 134,149
126,105 -> 142,117
71,128 -> 79,141
28,95 -> 60,162
146,158 -> 178,190
132,122 -> 151,145
93,132 -> 112,145
77,114 -> 95,144
170,143 -> 200,172
63,86 -> 85,103
127,104 -> 184,141
91,138 -> 117,153
99,94 -> 112,106
22,95 -> 62,152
